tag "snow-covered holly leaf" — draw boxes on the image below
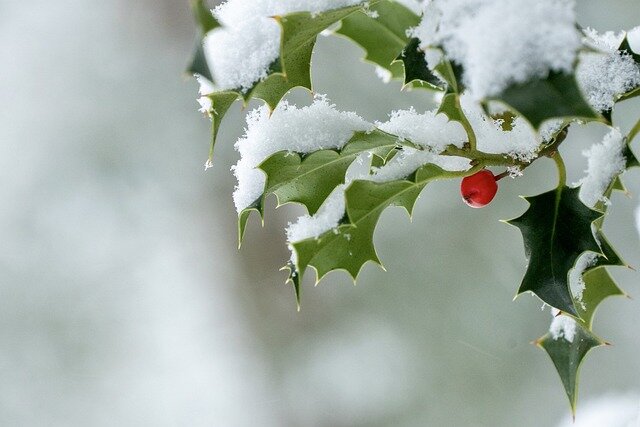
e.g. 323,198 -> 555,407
536,323 -> 606,413
507,186 -> 603,316
394,38 -> 445,90
577,266 -> 625,328
493,71 -> 601,129
193,3 -> 374,161
259,130 -> 399,215
336,1 -> 420,82
291,164 -> 461,284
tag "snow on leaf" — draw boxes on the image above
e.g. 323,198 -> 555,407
259,130 -> 400,215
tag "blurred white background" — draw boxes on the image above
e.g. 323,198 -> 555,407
1,0 -> 639,425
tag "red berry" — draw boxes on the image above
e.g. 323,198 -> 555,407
461,170 -> 498,208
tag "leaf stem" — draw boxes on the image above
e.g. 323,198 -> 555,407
628,117 -> 640,144
552,151 -> 567,187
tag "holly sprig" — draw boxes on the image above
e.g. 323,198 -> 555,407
188,0 -> 640,413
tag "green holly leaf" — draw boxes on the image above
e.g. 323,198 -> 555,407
187,41 -> 214,83
259,130 -> 400,215
186,0 -> 220,82
492,71 -> 601,129
577,266 -> 625,328
394,38 -> 445,90
282,262 -> 302,311
291,164 -> 463,284
202,91 -> 239,162
434,59 -> 465,94
246,3 -> 371,109
336,1 -> 420,82
507,186 -> 603,316
536,323 -> 606,413
195,3 -> 374,167
238,197 -> 264,248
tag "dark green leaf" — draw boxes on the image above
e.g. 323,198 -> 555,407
394,38 -> 444,90
187,39 -> 213,83
537,323 -> 605,413
507,186 -> 603,316
493,71 -> 601,129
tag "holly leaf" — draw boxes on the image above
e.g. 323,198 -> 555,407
536,322 -> 606,413
259,130 -> 400,215
195,3 -> 373,166
434,59 -> 465,94
492,71 -> 601,129
282,262 -> 302,311
394,38 -> 445,90
201,91 -> 239,162
186,0 -> 220,82
291,164 -> 463,284
577,266 -> 625,328
507,186 -> 603,316
238,197 -> 264,248
336,1 -> 420,82
248,3 -> 372,109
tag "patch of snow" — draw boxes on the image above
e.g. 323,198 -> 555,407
549,309 -> 577,343
232,96 -> 373,212
204,0 -> 366,91
411,0 -> 581,98
569,252 -> 599,308
461,95 -> 542,162
376,108 -> 467,153
577,128 -> 627,207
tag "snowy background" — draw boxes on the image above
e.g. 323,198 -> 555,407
1,0 -> 639,425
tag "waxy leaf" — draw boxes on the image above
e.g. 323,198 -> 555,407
537,323 -> 606,413
493,71 -> 601,129
336,1 -> 420,81
291,164 -> 463,284
186,0 -> 220,83
238,197 -> 264,248
577,266 -> 625,328
259,130 -> 400,215
202,91 -> 239,162
193,3 -> 373,164
395,38 -> 444,90
508,186 -> 603,316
